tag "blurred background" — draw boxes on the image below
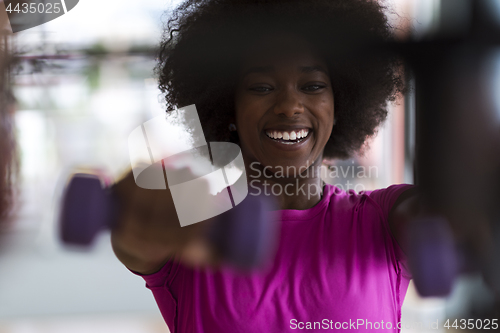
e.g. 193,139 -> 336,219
0,0 -> 498,332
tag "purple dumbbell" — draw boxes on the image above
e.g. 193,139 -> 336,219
59,173 -> 278,269
408,216 -> 460,296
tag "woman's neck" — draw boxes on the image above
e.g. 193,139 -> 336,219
246,158 -> 325,210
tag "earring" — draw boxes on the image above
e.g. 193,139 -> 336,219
229,123 -> 237,132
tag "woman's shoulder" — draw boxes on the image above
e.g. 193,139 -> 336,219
326,183 -> 416,199
361,183 -> 418,216
325,183 -> 417,215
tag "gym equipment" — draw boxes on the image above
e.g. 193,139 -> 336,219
59,171 -> 279,269
408,217 -> 460,297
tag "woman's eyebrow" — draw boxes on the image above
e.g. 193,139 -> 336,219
242,65 -> 328,77
299,65 -> 329,75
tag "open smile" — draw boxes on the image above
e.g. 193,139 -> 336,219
265,129 -> 310,144
263,128 -> 312,151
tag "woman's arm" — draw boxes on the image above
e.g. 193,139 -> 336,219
111,171 -> 219,274
388,188 -> 422,256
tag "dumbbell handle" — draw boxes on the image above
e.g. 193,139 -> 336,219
59,174 -> 278,269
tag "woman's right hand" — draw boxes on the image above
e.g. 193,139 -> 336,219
110,168 -> 221,275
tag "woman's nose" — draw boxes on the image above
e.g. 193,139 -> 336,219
273,88 -> 304,117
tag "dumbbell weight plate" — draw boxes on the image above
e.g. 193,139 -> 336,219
408,216 -> 459,296
59,174 -> 116,246
207,192 -> 279,269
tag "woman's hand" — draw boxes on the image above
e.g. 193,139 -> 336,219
110,169 -> 220,275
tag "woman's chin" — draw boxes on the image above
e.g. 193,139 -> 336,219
251,156 -> 320,180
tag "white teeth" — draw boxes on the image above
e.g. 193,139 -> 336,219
265,129 -> 309,141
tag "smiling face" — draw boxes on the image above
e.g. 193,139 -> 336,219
235,33 -> 335,177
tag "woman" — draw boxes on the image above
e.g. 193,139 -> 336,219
112,0 -> 421,332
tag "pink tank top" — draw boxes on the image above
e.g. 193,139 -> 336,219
134,184 -> 415,332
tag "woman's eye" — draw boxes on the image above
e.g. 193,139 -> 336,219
302,84 -> 326,92
249,86 -> 273,93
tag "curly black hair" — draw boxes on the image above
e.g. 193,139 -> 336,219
157,0 -> 405,159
